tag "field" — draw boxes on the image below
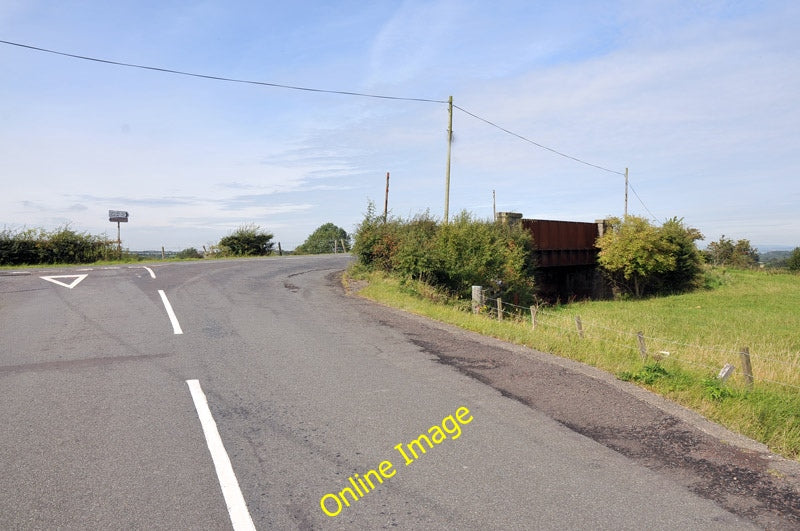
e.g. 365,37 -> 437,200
349,268 -> 800,460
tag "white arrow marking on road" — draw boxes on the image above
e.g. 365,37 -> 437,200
40,274 -> 88,289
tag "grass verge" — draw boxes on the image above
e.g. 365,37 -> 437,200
345,267 -> 800,460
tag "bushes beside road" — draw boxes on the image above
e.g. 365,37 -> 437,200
352,205 -> 536,304
0,226 -> 112,266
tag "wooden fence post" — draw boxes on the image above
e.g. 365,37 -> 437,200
637,332 -> 647,361
575,316 -> 584,338
472,286 -> 483,314
530,305 -> 538,329
739,347 -> 754,388
497,298 -> 503,321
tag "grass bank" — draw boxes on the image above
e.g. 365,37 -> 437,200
346,267 -> 800,460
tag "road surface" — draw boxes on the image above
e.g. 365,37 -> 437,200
1,256 -> 797,529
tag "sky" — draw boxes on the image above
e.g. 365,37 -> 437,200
1,1 -> 798,251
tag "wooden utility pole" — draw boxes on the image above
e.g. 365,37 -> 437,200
624,167 -> 629,219
384,172 -> 390,222
493,189 -> 496,221
444,95 -> 453,223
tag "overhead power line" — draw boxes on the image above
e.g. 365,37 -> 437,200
2,38 -> 621,174
2,39 -> 657,215
452,104 -> 625,176
0,39 -> 447,104
628,182 -> 659,220
453,103 -> 659,219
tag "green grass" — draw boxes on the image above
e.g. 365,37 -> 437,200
346,268 -> 800,460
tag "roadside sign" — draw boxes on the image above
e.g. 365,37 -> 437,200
109,210 -> 129,256
109,210 -> 129,222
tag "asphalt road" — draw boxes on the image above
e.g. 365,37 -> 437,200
0,255 -> 792,529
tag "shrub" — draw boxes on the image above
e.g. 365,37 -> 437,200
176,247 -> 203,259
433,211 -> 535,301
218,224 -> 274,256
392,212 -> 440,283
46,226 -> 108,263
351,203 -> 401,271
352,204 -> 535,303
0,225 -> 110,265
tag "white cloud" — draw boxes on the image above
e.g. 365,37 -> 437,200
1,1 -> 798,250
366,0 -> 457,86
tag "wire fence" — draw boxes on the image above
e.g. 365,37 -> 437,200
471,288 -> 800,393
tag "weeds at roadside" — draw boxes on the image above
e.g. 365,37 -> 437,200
618,363 -> 669,385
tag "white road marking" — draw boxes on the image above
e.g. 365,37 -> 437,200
186,380 -> 256,531
143,266 -> 156,279
40,274 -> 88,289
158,290 -> 183,334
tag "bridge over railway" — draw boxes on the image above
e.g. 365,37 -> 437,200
498,213 -> 611,301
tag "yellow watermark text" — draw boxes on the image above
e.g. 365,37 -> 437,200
319,406 -> 474,517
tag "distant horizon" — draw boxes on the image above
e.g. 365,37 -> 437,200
3,217 -> 797,255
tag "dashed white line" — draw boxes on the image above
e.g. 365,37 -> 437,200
186,380 -> 256,531
158,289 -> 183,334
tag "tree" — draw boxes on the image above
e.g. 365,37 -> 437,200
787,247 -> 800,272
597,216 -> 703,297
704,236 -> 759,268
218,224 -> 274,256
295,223 -> 350,254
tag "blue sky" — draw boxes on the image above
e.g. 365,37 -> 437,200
1,1 -> 798,251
